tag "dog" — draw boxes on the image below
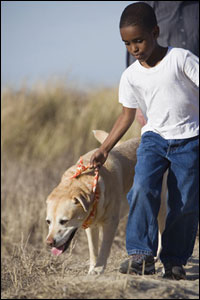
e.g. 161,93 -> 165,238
46,130 -> 167,274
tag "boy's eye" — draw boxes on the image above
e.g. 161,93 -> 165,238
134,39 -> 143,43
124,40 -> 143,46
46,219 -> 51,225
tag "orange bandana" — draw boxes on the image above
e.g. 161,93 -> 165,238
71,157 -> 100,229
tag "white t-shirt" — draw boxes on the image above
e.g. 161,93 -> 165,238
119,47 -> 199,139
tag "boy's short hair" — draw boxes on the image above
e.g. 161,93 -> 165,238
119,2 -> 157,31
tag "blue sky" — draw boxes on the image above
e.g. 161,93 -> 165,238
2,1 -> 135,90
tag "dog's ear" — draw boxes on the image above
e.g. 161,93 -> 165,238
72,195 -> 90,212
92,130 -> 122,146
92,130 -> 109,144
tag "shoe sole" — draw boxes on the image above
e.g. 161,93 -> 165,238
163,273 -> 186,280
119,264 -> 155,275
128,265 -> 155,275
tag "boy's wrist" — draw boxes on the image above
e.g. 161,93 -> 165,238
99,145 -> 110,155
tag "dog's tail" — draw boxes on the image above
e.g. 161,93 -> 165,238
92,130 -> 122,146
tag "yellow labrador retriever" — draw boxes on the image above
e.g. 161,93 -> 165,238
46,130 -> 167,274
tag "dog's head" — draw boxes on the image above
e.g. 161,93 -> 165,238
46,168 -> 96,256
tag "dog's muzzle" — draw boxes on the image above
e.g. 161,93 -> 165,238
50,228 -> 78,256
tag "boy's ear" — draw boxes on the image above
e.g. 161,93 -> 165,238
153,25 -> 159,39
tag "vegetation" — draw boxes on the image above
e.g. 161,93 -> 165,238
1,81 -> 142,299
2,81 -> 198,299
2,81 -> 141,167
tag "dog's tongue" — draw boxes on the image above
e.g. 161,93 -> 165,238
51,246 -> 64,256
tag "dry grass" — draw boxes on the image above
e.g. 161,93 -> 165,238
2,80 -> 141,166
1,80 -> 198,299
1,79 -> 141,249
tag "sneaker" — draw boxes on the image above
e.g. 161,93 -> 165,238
162,262 -> 186,280
119,254 -> 155,275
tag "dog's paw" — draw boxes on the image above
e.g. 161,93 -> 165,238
88,265 -> 104,275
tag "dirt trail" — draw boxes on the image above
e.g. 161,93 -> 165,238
1,217 -> 199,299
56,229 -> 199,299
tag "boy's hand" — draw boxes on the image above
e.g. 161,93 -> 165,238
90,106 -> 136,170
90,148 -> 108,170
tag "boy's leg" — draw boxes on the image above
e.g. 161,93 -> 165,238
160,136 -> 199,268
126,132 -> 169,257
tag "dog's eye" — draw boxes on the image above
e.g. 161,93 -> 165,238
59,219 -> 68,225
46,219 -> 51,225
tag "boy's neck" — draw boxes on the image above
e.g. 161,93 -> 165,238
140,45 -> 168,69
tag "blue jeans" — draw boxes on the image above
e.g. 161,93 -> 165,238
126,131 -> 199,265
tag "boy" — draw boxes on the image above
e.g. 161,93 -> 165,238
127,1 -> 199,128
90,2 -> 199,280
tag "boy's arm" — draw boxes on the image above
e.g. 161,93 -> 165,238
90,106 -> 136,169
184,51 -> 199,87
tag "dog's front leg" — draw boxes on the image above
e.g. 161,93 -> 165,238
85,226 -> 99,274
91,219 -> 119,275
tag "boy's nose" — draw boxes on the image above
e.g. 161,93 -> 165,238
130,44 -> 139,55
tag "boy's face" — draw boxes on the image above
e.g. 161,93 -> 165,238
120,25 -> 159,64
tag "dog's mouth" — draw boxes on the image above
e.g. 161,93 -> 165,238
51,228 -> 77,256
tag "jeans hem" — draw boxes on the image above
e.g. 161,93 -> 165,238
127,249 -> 153,256
160,258 -> 187,266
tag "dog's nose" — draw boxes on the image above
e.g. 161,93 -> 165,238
46,236 -> 56,247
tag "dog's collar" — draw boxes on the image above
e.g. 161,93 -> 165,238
70,157 -> 99,229
82,184 -> 100,229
